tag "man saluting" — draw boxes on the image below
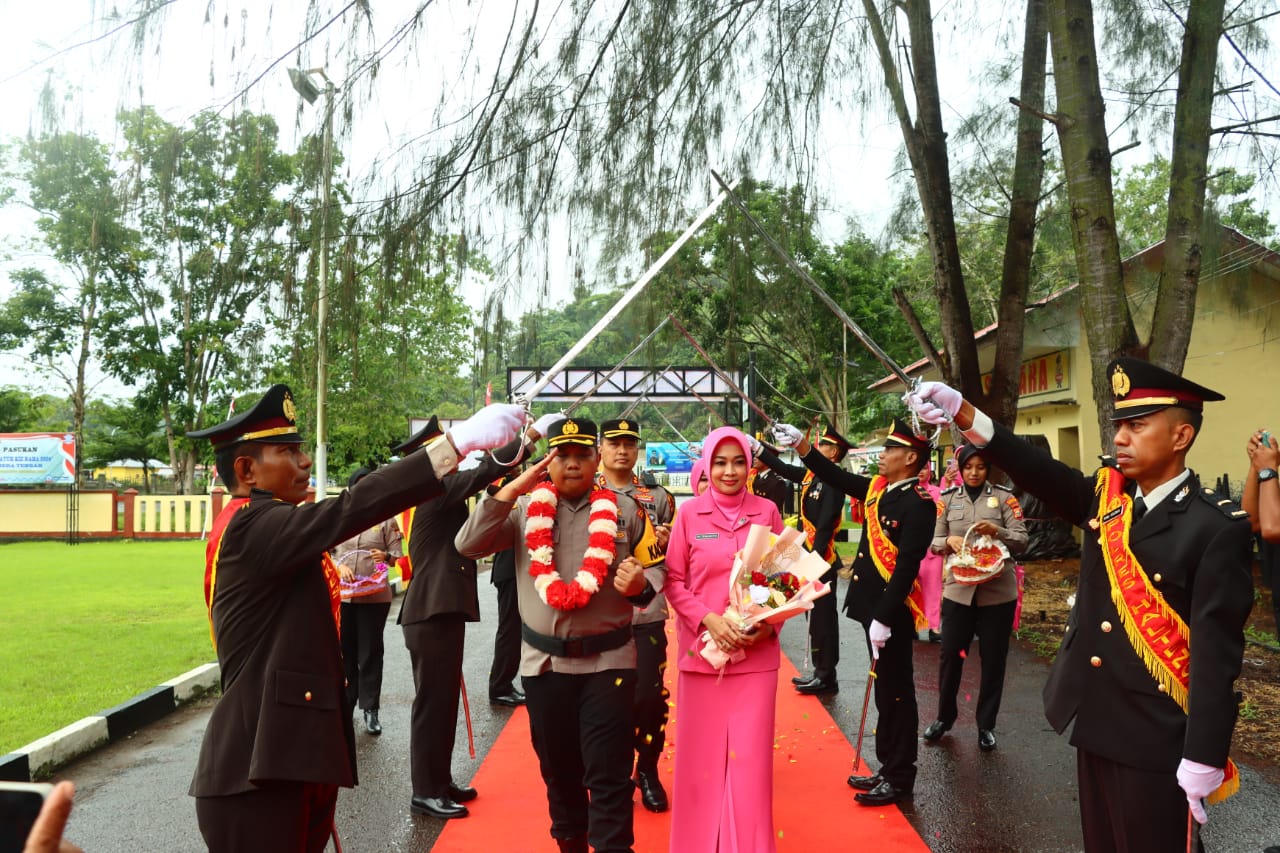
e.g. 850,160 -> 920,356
906,358 -> 1253,853
188,385 -> 523,852
456,417 -> 664,853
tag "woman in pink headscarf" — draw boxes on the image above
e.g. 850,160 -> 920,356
664,427 -> 785,852
917,462 -> 944,636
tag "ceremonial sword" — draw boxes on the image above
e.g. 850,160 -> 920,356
669,314 -> 774,427
852,658 -> 878,776
707,170 -> 944,440
563,315 -> 672,416
518,180 -> 739,405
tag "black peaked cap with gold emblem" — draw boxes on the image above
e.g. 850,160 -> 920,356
600,418 -> 641,440
884,417 -> 931,453
391,416 -> 442,455
188,384 -> 303,453
547,417 -> 598,448
817,424 -> 852,451
1107,357 -> 1224,421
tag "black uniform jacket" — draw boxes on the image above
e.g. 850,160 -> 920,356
755,446 -> 845,571
191,450 -> 448,797
795,446 -> 936,626
398,436 -> 527,625
983,421 -> 1253,772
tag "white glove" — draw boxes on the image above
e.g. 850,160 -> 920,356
530,412 -> 565,439
904,381 -> 963,426
1176,758 -> 1223,825
449,403 -> 525,456
771,423 -> 803,448
868,619 -> 891,660
746,434 -> 763,456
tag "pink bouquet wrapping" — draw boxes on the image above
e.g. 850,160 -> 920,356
699,524 -> 832,669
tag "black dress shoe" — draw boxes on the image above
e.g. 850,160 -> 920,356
409,795 -> 469,819
634,769 -> 669,812
979,729 -> 997,751
796,678 -> 838,696
555,836 -> 589,853
363,709 -> 382,735
489,690 -> 526,707
847,773 -> 882,791
854,779 -> 912,806
447,783 -> 477,802
791,674 -> 811,685
922,719 -> 951,742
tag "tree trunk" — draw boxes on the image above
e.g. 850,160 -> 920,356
862,0 -> 973,391
987,0 -> 1050,428
1147,0 -> 1226,372
1047,0 -> 1138,445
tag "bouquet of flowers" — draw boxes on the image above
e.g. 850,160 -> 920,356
700,524 -> 832,669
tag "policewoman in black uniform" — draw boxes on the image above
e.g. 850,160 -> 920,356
907,358 -> 1254,853
770,418 -> 936,806
187,385 -> 523,852
753,426 -> 848,695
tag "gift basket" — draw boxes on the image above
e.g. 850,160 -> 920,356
334,548 -> 390,600
943,523 -> 1010,585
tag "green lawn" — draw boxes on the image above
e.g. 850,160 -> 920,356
0,540 -> 213,754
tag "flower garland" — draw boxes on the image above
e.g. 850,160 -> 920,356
525,482 -> 619,610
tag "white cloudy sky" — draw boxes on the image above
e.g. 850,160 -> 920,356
0,1 -> 1274,395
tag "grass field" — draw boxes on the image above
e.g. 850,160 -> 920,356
0,539 -> 213,754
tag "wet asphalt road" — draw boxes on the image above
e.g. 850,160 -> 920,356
52,568 -> 1280,852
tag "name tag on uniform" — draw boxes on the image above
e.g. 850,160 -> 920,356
695,533 -> 719,540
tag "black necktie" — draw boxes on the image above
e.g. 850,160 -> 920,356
1133,495 -> 1147,521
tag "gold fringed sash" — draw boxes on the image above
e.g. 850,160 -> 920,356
1094,468 -> 1238,803
864,476 -> 928,632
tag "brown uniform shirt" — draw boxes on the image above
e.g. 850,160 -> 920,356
455,490 -> 663,676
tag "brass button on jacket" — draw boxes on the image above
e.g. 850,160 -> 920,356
1090,656 -> 1102,668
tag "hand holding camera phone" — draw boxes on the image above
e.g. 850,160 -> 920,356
0,781 -> 80,853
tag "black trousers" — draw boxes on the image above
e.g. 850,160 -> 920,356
488,577 -> 521,698
196,781 -> 337,853
808,566 -> 840,682
1077,748 -> 1204,853
523,668 -> 636,853
935,597 -> 1016,730
861,611 -> 918,790
632,620 -> 670,772
403,614 -> 466,797
340,600 -> 391,711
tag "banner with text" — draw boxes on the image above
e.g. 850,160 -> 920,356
981,350 -> 1071,402
0,433 -> 76,485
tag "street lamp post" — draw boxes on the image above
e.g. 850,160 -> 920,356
289,67 -> 335,500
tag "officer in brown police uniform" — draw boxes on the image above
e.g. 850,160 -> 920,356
394,416 -> 539,820
907,358 -> 1255,853
595,418 -> 674,812
754,425 -> 849,695
456,417 -> 664,853
187,385 -> 523,852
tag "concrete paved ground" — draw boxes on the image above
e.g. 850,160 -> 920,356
52,573 -> 1280,852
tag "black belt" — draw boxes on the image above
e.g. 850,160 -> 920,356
521,623 -> 632,658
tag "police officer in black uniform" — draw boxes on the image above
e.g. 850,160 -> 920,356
770,418 -> 936,806
907,358 -> 1254,852
754,426 -> 848,695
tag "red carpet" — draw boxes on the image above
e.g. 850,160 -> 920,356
434,623 -> 929,852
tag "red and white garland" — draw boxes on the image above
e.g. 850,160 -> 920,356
525,482 -> 619,611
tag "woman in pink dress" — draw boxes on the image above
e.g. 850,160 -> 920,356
664,427 -> 784,853
917,463 -> 945,637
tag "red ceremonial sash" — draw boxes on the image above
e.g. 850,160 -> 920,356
398,507 -> 416,582
1094,467 -> 1239,803
204,497 -> 343,650
204,498 -> 249,652
863,476 -> 928,632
